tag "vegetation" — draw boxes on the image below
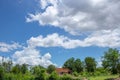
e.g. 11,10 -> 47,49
0,48 -> 120,80
102,48 -> 120,74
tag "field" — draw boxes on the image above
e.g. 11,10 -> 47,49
88,75 -> 119,80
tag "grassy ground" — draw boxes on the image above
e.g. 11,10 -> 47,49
87,75 -> 119,80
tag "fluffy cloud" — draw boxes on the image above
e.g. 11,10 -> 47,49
26,0 -> 120,35
0,42 -> 21,52
27,30 -> 120,49
12,47 -> 54,67
0,56 -> 11,63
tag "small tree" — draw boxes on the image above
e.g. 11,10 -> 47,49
47,65 -> 56,74
85,57 -> 97,72
35,69 -> 46,80
48,71 -> 59,80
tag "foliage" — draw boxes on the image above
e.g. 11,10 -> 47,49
47,64 -> 56,74
60,74 -> 73,80
35,69 -> 46,80
102,48 -> 120,74
85,57 -> 97,72
0,66 -> 4,80
63,57 -> 83,73
30,65 -> 45,75
48,71 -> 59,80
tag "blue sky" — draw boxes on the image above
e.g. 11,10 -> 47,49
0,0 -> 120,67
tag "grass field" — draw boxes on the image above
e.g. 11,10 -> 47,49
87,75 -> 119,80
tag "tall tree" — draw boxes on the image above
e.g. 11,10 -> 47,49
102,48 -> 120,74
63,57 -> 75,71
85,57 -> 97,72
74,59 -> 83,73
63,57 -> 83,73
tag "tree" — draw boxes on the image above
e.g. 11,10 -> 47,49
85,57 -> 97,72
35,69 -> 46,80
74,59 -> 83,73
102,48 -> 120,74
11,64 -> 21,74
30,65 -> 45,75
63,57 -> 75,71
21,64 -> 28,74
0,66 -> 4,80
48,71 -> 59,80
63,57 -> 83,73
2,60 -> 12,72
47,65 -> 56,74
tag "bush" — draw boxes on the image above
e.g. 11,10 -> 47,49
35,69 -> 46,80
72,71 -> 79,77
60,74 -> 73,80
48,71 -> 59,80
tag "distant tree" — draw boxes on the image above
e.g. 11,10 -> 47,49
85,57 -> 97,72
21,64 -> 28,74
11,64 -> 21,74
0,66 -> 4,80
74,59 -> 83,73
63,57 -> 75,71
47,65 -> 56,74
63,57 -> 83,73
48,71 -> 59,80
35,69 -> 46,80
102,48 -> 120,74
30,65 -> 45,75
2,60 -> 12,72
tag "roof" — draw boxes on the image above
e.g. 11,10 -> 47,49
56,68 -> 71,73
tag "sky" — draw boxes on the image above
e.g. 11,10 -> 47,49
0,0 -> 120,67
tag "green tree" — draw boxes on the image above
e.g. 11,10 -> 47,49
35,69 -> 46,80
63,57 -> 83,73
47,65 -> 56,74
0,66 -> 4,80
21,64 -> 28,74
74,59 -> 83,73
2,60 -> 12,73
85,57 -> 97,72
48,71 -> 59,80
102,48 -> 120,74
11,64 -> 21,74
63,57 -> 75,71
30,65 -> 45,75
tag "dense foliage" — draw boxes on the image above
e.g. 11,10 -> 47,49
102,48 -> 120,74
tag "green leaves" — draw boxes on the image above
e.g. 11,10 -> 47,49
102,48 -> 120,74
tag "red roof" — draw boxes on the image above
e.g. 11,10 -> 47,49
56,68 -> 71,73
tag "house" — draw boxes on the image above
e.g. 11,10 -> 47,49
56,68 -> 71,75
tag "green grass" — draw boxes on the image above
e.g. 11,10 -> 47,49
88,75 -> 119,80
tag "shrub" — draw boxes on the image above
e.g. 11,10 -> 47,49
48,71 -> 59,80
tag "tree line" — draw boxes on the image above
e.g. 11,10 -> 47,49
0,48 -> 120,80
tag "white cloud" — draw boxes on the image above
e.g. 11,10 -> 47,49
0,56 -> 11,63
26,0 -> 120,35
12,47 -> 54,67
0,42 -> 22,52
27,30 -> 120,49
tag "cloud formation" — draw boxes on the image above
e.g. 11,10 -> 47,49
0,42 -> 21,52
12,47 -> 53,67
28,31 -> 120,49
26,0 -> 120,35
